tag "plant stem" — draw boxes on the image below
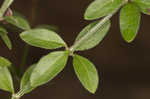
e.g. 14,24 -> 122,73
11,97 -> 19,99
20,44 -> 30,76
19,0 -> 38,76
30,0 -> 38,26
11,94 -> 20,99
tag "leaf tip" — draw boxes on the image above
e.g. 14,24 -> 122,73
88,87 -> 98,94
122,34 -> 136,43
8,45 -> 12,50
125,39 -> 134,43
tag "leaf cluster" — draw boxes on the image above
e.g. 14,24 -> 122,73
0,0 -> 150,99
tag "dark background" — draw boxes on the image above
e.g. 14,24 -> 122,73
0,0 -> 150,99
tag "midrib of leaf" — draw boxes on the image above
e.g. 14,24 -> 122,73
18,82 -> 32,97
40,38 -> 64,46
75,20 -> 109,49
76,57 -> 93,90
29,37 -> 64,47
70,14 -> 113,52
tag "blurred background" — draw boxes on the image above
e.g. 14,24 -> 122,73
0,0 -> 150,99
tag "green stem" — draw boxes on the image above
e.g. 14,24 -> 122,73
11,97 -> 18,99
11,94 -> 20,99
30,0 -> 38,26
19,0 -> 38,76
20,44 -> 30,76
10,65 -> 20,82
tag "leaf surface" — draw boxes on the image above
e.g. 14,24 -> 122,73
120,3 -> 141,42
20,64 -> 36,94
133,0 -> 150,15
5,12 -> 30,30
0,26 -> 12,50
20,29 -> 66,49
73,54 -> 99,94
0,67 -> 14,93
84,0 -> 123,20
0,56 -> 11,67
30,51 -> 69,87
73,20 -> 110,51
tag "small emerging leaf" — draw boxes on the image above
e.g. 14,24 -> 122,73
73,20 -> 110,51
73,54 -> 99,94
84,0 -> 123,20
5,11 -> 30,30
20,64 -> 36,94
20,29 -> 66,49
0,67 -> 14,93
30,51 -> 69,87
0,56 -> 11,67
0,26 -> 12,50
120,3 -> 141,43
133,0 -> 150,15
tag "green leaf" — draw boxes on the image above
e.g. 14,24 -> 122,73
0,26 -> 12,50
5,12 -> 30,30
0,56 -> 11,67
84,0 -> 123,20
0,26 -> 7,33
0,67 -> 14,93
73,54 -> 99,94
30,51 -> 69,87
36,24 -> 59,32
0,0 -> 14,17
132,0 -> 150,15
20,64 -> 36,94
73,20 -> 110,51
20,29 -> 66,49
120,3 -> 141,43
1,34 -> 12,50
